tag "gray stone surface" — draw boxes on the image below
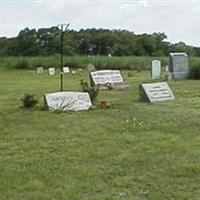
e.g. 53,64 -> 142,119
169,52 -> 189,79
151,60 -> 161,80
139,82 -> 175,102
44,92 -> 92,111
87,64 -> 96,72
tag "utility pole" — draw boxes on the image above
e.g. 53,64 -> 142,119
58,23 -> 70,91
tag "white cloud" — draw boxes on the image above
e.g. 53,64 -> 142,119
1,0 -> 200,46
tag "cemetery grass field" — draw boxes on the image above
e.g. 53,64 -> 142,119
0,68 -> 200,200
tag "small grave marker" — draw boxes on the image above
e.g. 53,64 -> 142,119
44,92 -> 92,111
169,52 -> 189,79
90,70 -> 128,90
151,60 -> 161,80
63,66 -> 70,73
72,70 -> 76,74
139,82 -> 175,102
37,67 -> 44,74
48,68 -> 55,76
87,64 -> 96,72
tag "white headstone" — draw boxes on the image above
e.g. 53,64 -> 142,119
44,92 -> 92,111
90,70 -> 128,89
90,70 -> 123,85
169,52 -> 189,79
72,70 -> 76,74
37,67 -> 44,74
63,67 -> 70,73
139,82 -> 175,102
151,60 -> 161,80
48,68 -> 55,76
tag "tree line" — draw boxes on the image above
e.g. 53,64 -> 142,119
0,27 -> 200,57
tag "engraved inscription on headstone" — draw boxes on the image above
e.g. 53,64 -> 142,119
139,82 -> 175,102
151,60 -> 161,80
63,67 -> 70,73
44,92 -> 92,111
90,70 -> 128,89
37,67 -> 44,74
48,68 -> 55,76
169,52 -> 189,79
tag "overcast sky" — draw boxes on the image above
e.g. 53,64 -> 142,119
1,0 -> 200,47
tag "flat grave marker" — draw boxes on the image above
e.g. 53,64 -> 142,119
63,67 -> 70,74
151,60 -> 161,80
44,91 -> 92,111
48,67 -> 55,76
90,70 -> 128,90
169,52 -> 189,79
139,82 -> 175,102
37,67 -> 44,74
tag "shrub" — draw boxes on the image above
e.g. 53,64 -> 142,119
21,93 -> 38,108
190,63 -> 200,79
80,80 -> 99,103
14,60 -> 29,69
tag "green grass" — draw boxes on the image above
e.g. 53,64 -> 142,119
0,55 -> 200,72
0,68 -> 200,199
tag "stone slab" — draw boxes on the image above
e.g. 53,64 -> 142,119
139,82 -> 175,102
151,60 -> 161,80
169,52 -> 189,79
90,70 -> 123,87
63,67 -> 70,73
44,92 -> 92,111
48,68 -> 55,75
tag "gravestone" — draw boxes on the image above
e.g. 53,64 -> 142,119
151,60 -> 161,79
90,70 -> 128,90
63,66 -> 70,74
169,52 -> 189,79
37,67 -> 44,74
48,68 -> 55,76
72,70 -> 76,74
44,92 -> 92,111
139,82 -> 175,102
87,64 -> 96,72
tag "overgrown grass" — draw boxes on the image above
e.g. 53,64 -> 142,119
0,55 -> 196,69
0,68 -> 200,199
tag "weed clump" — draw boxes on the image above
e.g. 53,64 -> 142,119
21,93 -> 38,108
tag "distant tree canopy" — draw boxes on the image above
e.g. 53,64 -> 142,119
0,27 -> 199,57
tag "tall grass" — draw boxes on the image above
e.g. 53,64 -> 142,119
0,55 -> 169,70
0,55 -> 200,78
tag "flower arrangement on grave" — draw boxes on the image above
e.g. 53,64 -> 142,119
100,100 -> 110,109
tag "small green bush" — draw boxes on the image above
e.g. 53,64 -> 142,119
80,80 -> 99,103
190,63 -> 200,79
21,93 -> 38,108
14,60 -> 29,69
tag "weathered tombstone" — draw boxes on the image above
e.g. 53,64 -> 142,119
151,60 -> 161,80
165,65 -> 169,73
48,68 -> 55,76
90,70 -> 128,90
44,92 -> 92,111
63,66 -> 70,74
139,82 -> 175,102
37,67 -> 44,74
169,52 -> 189,79
87,64 -> 96,72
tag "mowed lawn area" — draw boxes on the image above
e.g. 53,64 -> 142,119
0,69 -> 200,200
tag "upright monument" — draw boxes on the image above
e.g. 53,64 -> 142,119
169,52 -> 189,79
